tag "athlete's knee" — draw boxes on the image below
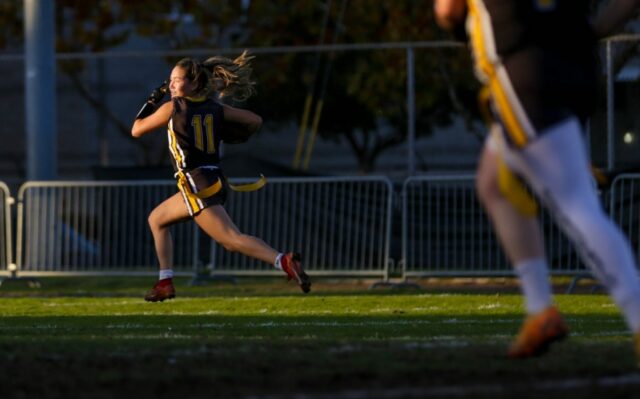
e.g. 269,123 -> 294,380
476,170 -> 502,207
147,211 -> 166,234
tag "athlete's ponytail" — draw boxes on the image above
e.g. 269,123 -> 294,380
174,50 -> 256,101
203,50 -> 256,102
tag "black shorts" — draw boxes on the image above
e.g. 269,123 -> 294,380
176,167 -> 228,216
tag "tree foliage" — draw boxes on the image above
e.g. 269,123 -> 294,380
0,0 -> 632,173
242,1 -> 480,172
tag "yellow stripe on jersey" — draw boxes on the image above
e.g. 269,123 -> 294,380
467,1 -> 493,79
466,0 -> 531,148
168,119 -> 186,169
490,77 -> 528,147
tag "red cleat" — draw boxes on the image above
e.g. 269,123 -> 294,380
144,279 -> 176,302
281,252 -> 311,293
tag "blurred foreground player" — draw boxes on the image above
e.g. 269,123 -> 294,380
434,0 -> 640,359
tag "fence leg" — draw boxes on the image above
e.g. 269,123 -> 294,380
189,275 -> 237,286
0,265 -> 41,288
565,274 -> 598,294
369,278 -> 421,290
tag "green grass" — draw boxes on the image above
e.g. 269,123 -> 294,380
0,277 -> 638,398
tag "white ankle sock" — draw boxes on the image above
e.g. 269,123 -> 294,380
159,269 -> 174,280
274,253 -> 283,270
514,258 -> 552,314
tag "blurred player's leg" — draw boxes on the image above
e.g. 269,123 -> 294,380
477,137 -> 560,357
508,117 -> 640,354
477,139 -> 553,312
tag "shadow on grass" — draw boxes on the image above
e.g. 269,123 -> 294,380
0,312 -> 637,398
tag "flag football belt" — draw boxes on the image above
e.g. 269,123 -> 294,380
228,174 -> 267,192
176,171 -> 266,199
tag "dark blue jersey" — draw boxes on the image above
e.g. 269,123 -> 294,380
167,96 -> 224,172
481,0 -> 594,57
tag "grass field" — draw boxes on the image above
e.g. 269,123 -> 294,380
1,277 -> 640,398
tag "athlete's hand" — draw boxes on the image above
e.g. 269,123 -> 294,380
136,81 -> 168,120
434,0 -> 467,31
148,80 -> 168,105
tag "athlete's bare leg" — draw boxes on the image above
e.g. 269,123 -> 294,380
147,192 -> 191,270
194,205 -> 278,264
476,145 -> 546,264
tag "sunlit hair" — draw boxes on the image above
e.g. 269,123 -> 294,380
175,50 -> 256,101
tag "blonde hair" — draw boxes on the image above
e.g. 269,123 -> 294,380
175,50 -> 256,102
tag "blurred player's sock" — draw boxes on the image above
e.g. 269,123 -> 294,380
508,306 -> 568,358
514,258 -> 552,314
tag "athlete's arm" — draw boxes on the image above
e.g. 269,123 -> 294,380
434,0 -> 467,31
592,0 -> 640,39
222,104 -> 263,135
131,101 -> 173,138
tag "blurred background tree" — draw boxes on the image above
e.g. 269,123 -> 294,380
1,0 -> 633,173
0,0 -> 482,173
133,0 -> 482,172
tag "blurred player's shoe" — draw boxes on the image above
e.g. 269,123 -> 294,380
144,279 -> 176,302
281,252 -> 311,293
507,306 -> 568,358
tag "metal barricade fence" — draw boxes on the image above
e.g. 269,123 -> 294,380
16,181 -> 198,276
402,175 -> 585,278
13,175 -> 619,280
13,178 -> 393,279
609,174 -> 640,260
208,176 -> 393,279
0,182 -> 12,272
